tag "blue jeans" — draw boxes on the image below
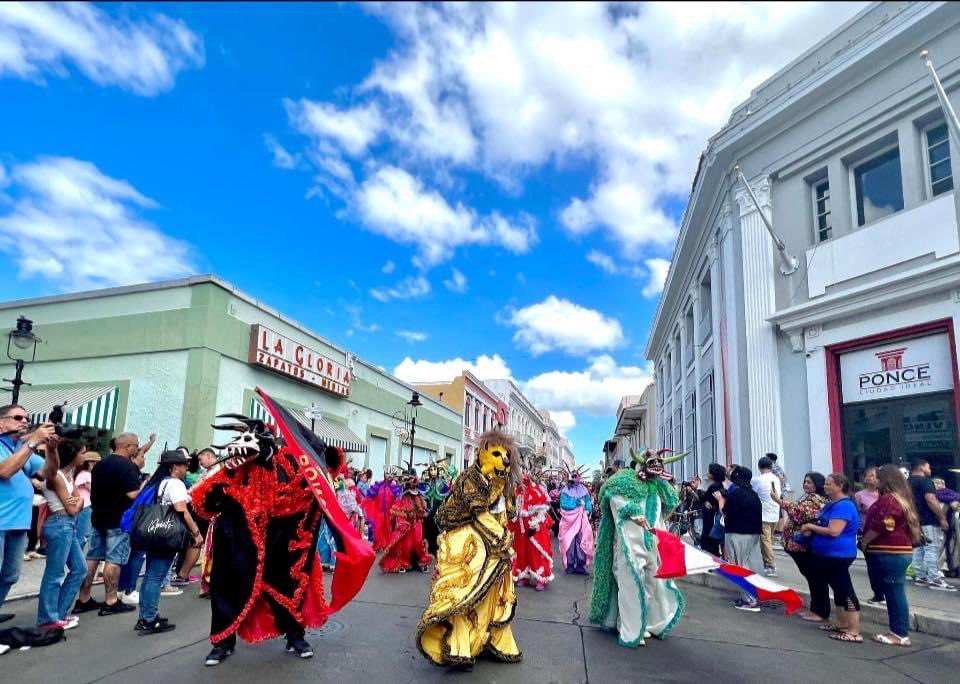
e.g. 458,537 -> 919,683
139,553 -> 176,622
912,525 -> 944,582
37,515 -> 86,625
120,549 -> 146,594
866,552 -> 911,637
0,529 -> 29,609
75,508 -> 92,553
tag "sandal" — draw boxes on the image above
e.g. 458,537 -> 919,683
818,623 -> 844,632
829,631 -> 863,643
872,633 -> 911,647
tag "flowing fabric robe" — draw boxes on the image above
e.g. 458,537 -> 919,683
512,482 -> 555,586
559,486 -> 594,573
379,491 -> 433,573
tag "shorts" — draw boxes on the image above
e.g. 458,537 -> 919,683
86,527 -> 131,565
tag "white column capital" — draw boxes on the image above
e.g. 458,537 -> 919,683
735,176 -> 772,217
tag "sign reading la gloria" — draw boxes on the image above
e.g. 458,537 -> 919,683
840,332 -> 954,402
249,325 -> 351,397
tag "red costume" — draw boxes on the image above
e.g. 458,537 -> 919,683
379,479 -> 433,573
366,478 -> 399,552
193,390 -> 374,663
512,474 -> 555,590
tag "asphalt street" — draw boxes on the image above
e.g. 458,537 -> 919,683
3,558 -> 959,683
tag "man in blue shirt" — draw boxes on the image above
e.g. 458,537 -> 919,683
0,404 -> 55,622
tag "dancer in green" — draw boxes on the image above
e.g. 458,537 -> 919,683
589,449 -> 685,647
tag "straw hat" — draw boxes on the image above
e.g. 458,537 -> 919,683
83,452 -> 102,463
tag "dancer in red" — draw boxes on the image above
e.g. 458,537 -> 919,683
379,469 -> 433,574
366,471 -> 400,552
513,470 -> 555,591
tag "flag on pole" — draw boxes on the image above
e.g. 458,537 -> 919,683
653,529 -> 803,614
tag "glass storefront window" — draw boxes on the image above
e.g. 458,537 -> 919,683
841,392 -> 957,488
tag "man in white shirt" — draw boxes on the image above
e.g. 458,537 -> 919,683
751,456 -> 781,577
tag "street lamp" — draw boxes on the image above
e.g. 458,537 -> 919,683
407,391 -> 422,467
4,317 -> 40,405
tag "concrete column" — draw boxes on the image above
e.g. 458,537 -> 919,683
735,177 -> 785,467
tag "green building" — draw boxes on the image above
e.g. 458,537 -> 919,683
0,275 -> 462,473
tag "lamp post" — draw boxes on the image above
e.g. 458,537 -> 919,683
407,391 -> 422,468
4,317 -> 40,405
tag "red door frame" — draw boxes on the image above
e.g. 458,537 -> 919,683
825,318 -> 960,474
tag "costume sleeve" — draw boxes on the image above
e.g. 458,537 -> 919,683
560,492 -> 579,511
584,494 -> 593,515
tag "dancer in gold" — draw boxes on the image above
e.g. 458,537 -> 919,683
416,430 -> 521,671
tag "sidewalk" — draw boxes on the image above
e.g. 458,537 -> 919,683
681,545 -> 960,640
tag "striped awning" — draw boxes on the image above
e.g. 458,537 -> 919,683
248,397 -> 367,453
19,386 -> 120,430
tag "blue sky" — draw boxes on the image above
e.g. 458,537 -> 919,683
0,2 -> 865,465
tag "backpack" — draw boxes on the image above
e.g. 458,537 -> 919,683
120,481 -> 160,534
0,625 -> 66,648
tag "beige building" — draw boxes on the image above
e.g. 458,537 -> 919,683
603,384 -> 657,470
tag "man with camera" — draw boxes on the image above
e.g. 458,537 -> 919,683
0,403 -> 56,623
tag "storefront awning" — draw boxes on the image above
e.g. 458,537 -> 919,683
248,398 -> 367,453
19,386 -> 120,430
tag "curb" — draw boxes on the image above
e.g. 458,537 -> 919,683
679,572 -> 960,641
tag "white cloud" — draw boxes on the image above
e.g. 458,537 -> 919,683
343,303 -> 380,333
396,330 -> 428,342
284,99 -> 383,157
546,409 -> 576,435
382,260 -> 395,274
443,267 -> 468,293
287,2 -> 863,263
523,356 -> 652,417
0,1 -> 204,95
586,249 -> 618,274
0,156 -> 194,289
264,134 -> 299,170
642,257 -> 671,298
369,274 -> 431,302
355,165 -> 536,266
394,353 -> 513,384
507,296 -> 623,356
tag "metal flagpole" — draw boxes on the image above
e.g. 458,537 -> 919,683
920,50 -> 960,150
733,165 -> 799,276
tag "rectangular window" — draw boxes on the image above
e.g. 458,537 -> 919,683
698,372 -> 716,468
699,271 -> 713,344
926,123 -> 954,197
854,146 -> 904,226
672,407 -> 682,457
684,391 -> 697,465
684,309 -> 694,367
814,179 -> 832,241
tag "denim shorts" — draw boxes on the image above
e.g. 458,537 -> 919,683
86,527 -> 131,565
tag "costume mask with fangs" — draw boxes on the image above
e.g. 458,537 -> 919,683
211,414 -> 277,470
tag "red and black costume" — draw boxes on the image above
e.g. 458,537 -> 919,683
511,473 -> 555,590
193,389 -> 374,662
379,472 -> 433,573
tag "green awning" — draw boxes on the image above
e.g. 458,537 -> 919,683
20,386 -> 120,430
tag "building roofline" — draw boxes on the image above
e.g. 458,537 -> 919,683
0,274 -> 460,420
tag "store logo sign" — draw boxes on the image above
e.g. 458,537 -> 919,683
248,325 -> 351,397
840,332 -> 953,403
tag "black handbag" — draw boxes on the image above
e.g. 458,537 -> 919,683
130,479 -> 188,554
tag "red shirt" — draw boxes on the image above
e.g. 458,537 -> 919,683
863,494 -> 914,554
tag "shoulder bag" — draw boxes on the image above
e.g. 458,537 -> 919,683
130,479 -> 188,554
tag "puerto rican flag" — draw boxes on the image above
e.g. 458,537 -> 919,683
653,529 -> 803,614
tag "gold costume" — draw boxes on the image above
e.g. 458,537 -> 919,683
416,434 -> 522,667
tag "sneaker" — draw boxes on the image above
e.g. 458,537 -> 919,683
733,599 -> 761,612
763,567 -> 778,578
139,618 -> 176,635
160,586 -> 183,597
205,645 -> 234,666
285,637 -> 314,659
927,579 -> 958,592
866,596 -> 886,605
914,577 -> 929,586
120,590 -> 140,605
39,619 -> 73,630
169,576 -> 191,588
98,600 -> 136,616
135,617 -> 169,631
62,615 -> 80,630
73,597 -> 102,614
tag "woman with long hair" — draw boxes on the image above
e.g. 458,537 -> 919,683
801,473 -> 862,643
134,449 -> 204,635
37,438 -> 87,629
861,465 -> 922,647
699,463 -> 727,556
780,472 -> 829,621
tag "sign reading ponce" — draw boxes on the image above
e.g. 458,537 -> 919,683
249,325 -> 351,397
839,332 -> 954,403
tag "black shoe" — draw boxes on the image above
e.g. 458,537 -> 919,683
73,598 -> 102,614
135,617 -> 169,631
99,600 -> 136,616
285,637 -> 314,659
0,613 -> 13,624
205,645 -> 234,666
138,618 -> 176,635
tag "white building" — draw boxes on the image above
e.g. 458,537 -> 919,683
603,386 -> 657,470
647,2 -> 960,489
486,378 -> 547,461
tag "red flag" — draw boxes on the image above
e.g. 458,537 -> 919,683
256,388 -> 374,616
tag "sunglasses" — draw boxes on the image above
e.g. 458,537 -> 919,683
2,414 -> 29,422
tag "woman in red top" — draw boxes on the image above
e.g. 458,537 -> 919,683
861,465 -> 922,647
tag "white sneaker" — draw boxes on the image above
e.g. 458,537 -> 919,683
120,591 -> 140,605
928,579 -> 958,592
62,615 -> 80,631
160,587 -> 183,597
